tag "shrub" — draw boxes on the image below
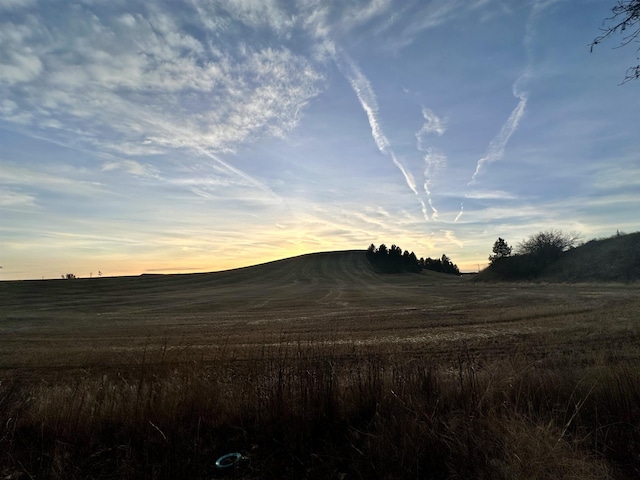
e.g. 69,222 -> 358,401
516,229 -> 581,265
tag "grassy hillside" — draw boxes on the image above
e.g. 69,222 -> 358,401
478,231 -> 640,282
543,231 -> 640,282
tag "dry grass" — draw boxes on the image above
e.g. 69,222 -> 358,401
0,251 -> 639,478
1,344 -> 638,479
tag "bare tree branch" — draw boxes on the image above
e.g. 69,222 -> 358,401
591,0 -> 640,83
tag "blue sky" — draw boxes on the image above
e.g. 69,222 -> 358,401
1,0 -> 638,280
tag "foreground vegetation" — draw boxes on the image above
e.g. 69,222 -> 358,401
1,343 -> 639,479
1,251 -> 638,478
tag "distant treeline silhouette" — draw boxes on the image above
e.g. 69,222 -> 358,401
366,244 -> 460,275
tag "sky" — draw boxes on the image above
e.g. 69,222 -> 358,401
1,0 -> 638,280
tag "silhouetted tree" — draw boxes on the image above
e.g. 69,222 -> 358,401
366,243 -> 457,274
440,254 -> 460,275
402,250 -> 422,273
386,244 -> 403,273
423,257 -> 442,272
366,243 -> 421,273
591,0 -> 640,83
422,254 -> 460,275
516,229 -> 581,266
489,237 -> 512,264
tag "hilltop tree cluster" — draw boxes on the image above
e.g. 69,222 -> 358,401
366,244 -> 460,275
422,254 -> 460,275
366,244 -> 420,273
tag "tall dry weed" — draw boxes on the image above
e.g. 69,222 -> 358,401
0,343 -> 637,479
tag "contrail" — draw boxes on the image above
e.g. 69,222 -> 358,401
459,0 -> 559,226
454,202 -> 463,223
468,0 -> 560,186
469,89 -> 527,184
419,198 -> 429,222
428,198 -> 438,220
194,146 -> 280,200
390,152 -> 418,195
334,48 -> 419,195
422,148 -> 446,196
422,149 -> 446,219
417,113 -> 447,220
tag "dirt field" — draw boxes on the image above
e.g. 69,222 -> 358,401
1,251 -> 639,479
2,250 -> 638,372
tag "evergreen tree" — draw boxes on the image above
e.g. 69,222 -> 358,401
422,254 -> 460,275
489,237 -> 512,264
365,242 -> 421,273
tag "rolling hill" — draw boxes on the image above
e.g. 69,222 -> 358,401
0,250 -> 461,320
0,249 -> 468,373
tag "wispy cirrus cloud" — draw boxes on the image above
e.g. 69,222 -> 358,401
0,1 -> 325,168
416,107 -> 446,146
0,189 -> 36,207
465,190 -> 518,200
441,229 -> 463,248
375,0 -> 505,51
102,160 -> 158,177
0,163 -> 104,198
0,0 -> 336,219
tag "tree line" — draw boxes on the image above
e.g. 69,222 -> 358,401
366,243 -> 460,275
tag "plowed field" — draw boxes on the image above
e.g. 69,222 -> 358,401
2,250 -> 638,374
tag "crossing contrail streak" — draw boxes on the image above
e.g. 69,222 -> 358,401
334,48 -> 419,196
